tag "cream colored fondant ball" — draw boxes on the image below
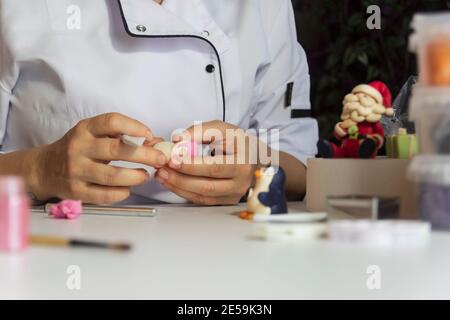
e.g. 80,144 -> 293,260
154,142 -> 175,162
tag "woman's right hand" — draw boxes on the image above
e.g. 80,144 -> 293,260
28,113 -> 167,204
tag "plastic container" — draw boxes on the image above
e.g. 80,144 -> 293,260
329,220 -> 430,246
408,155 -> 450,230
0,176 -> 30,252
409,86 -> 450,154
410,13 -> 450,86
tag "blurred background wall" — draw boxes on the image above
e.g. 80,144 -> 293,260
292,0 -> 450,138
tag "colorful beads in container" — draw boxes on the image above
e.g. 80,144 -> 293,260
408,155 -> 450,230
410,13 -> 450,86
419,183 -> 450,231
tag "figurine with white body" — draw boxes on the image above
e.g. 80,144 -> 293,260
240,166 -> 288,220
120,135 -> 205,163
317,81 -> 394,159
153,141 -> 200,162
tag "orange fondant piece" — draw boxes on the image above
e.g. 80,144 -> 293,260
239,211 -> 254,220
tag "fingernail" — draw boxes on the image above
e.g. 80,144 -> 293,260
158,169 -> 169,180
172,131 -> 190,143
158,154 -> 168,166
146,131 -> 154,141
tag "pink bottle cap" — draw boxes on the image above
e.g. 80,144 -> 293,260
0,176 -> 25,195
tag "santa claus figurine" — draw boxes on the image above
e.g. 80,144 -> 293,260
318,81 -> 394,159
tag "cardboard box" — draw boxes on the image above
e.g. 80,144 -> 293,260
306,158 -> 417,219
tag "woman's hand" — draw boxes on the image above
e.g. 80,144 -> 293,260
29,113 -> 167,204
155,121 -> 260,205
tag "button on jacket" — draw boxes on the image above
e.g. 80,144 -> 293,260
0,0 -> 318,203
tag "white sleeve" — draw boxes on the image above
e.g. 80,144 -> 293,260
0,4 -> 15,151
250,0 -> 318,166
0,84 -> 10,150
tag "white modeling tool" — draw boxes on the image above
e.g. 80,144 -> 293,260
252,212 -> 328,223
121,135 -> 146,147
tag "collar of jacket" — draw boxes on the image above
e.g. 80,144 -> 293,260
117,0 -> 231,55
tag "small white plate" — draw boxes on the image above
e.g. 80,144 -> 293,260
252,212 -> 328,223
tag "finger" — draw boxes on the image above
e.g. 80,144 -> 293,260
207,135 -> 259,158
176,122 -> 253,156
87,113 -> 153,139
155,167 -> 236,197
171,130 -> 191,143
156,179 -> 239,206
168,155 -> 239,178
85,138 -> 167,168
144,137 -> 164,147
72,183 -> 131,205
80,161 -> 150,187
175,121 -> 232,144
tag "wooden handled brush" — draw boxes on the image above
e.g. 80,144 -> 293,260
29,235 -> 132,251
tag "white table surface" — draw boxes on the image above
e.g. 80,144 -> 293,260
1,202 -> 450,300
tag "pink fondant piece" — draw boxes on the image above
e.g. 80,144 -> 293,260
49,200 -> 83,220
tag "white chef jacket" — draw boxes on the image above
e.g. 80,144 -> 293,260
0,0 -> 318,203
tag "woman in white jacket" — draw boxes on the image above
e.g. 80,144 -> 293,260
0,0 -> 318,205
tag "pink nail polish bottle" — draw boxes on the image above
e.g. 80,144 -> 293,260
0,176 -> 30,252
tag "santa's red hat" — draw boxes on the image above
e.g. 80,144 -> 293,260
352,81 -> 392,108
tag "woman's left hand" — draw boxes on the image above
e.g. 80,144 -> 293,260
155,121 -> 258,205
